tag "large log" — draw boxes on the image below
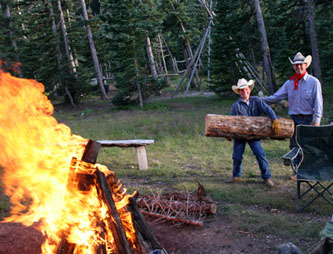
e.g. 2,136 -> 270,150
205,114 -> 294,140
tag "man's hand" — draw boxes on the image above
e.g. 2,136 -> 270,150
272,119 -> 281,135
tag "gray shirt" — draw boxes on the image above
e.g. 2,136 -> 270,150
263,73 -> 323,124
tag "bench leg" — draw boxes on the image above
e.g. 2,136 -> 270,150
136,146 -> 148,170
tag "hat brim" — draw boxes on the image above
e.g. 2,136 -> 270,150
232,80 -> 254,94
289,55 -> 312,67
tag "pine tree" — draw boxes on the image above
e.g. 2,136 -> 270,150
210,0 -> 257,95
100,0 -> 166,107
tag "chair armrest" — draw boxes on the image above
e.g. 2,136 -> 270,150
281,147 -> 301,167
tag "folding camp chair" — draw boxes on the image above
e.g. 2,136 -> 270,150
282,125 -> 333,211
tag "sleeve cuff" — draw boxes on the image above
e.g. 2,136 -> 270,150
313,116 -> 321,124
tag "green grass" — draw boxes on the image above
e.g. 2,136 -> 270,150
1,93 -> 332,251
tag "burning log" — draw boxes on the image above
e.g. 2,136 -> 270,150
57,140 -> 105,254
128,194 -> 162,251
57,140 -> 163,254
205,114 -> 294,140
95,169 -> 133,254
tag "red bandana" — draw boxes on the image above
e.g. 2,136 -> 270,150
289,72 -> 306,90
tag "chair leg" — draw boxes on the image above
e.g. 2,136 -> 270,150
297,180 -> 301,212
297,181 -> 333,211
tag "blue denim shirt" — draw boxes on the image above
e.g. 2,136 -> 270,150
263,73 -> 323,124
231,96 -> 277,120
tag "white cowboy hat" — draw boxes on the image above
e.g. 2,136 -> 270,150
288,52 -> 312,67
232,78 -> 255,94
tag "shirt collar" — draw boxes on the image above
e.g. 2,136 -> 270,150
303,72 -> 309,80
240,97 -> 251,105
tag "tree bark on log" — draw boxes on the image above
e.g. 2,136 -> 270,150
205,114 -> 294,140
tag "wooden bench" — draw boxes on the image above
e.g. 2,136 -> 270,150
97,139 -> 154,170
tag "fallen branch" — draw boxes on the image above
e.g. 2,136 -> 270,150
137,197 -> 216,215
141,210 -> 204,227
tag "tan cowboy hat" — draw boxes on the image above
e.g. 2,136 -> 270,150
288,52 -> 312,67
232,78 -> 254,94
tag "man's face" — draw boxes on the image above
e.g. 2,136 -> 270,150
239,86 -> 251,102
293,63 -> 307,75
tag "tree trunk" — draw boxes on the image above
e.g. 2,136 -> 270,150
205,114 -> 294,140
169,2 -> 201,89
253,0 -> 276,94
56,0 -> 76,74
48,0 -> 61,70
65,9 -> 79,68
145,36 -> 158,78
56,0 -> 76,106
3,2 -> 22,77
134,57 -> 143,108
79,0 -> 107,100
158,34 -> 168,84
307,0 -> 322,80
207,0 -> 213,90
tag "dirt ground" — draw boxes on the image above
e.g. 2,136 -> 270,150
0,215 -> 291,254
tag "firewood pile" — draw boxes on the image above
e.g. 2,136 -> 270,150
137,182 -> 217,227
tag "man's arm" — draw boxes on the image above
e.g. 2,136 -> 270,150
263,82 -> 288,105
256,97 -> 281,134
312,78 -> 323,125
256,97 -> 277,120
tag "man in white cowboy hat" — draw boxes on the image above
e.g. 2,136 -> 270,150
229,78 -> 280,187
263,52 -> 323,150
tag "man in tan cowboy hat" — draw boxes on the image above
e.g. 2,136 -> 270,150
263,52 -> 323,181
229,78 -> 280,187
263,52 -> 323,149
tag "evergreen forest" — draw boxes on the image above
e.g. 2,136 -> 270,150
0,0 -> 332,106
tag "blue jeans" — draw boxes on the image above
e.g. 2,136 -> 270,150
290,115 -> 313,149
290,115 -> 313,167
232,139 -> 272,180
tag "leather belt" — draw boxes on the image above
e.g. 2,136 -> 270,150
291,114 -> 312,118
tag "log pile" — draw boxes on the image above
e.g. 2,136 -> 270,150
137,182 -> 216,227
205,114 -> 294,140
57,140 -> 164,254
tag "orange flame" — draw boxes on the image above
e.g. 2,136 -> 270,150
0,69 -> 138,253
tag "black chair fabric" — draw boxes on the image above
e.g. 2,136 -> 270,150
296,125 -> 333,181
282,125 -> 333,211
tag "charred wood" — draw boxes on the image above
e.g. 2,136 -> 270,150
81,140 -> 101,164
95,169 -> 133,254
128,194 -> 162,251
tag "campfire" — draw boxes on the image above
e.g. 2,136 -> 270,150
0,68 -> 163,253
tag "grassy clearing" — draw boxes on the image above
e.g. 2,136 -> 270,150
52,94 -> 333,245
1,92 -> 332,250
